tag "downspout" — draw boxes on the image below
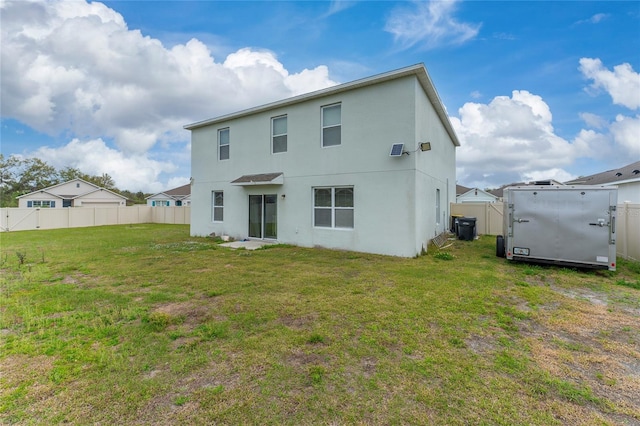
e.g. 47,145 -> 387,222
446,177 -> 450,233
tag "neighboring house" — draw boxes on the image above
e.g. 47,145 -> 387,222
456,187 -> 499,203
185,64 -> 459,257
456,184 -> 471,197
17,178 -> 128,208
565,161 -> 640,203
489,180 -> 564,201
146,184 -> 191,207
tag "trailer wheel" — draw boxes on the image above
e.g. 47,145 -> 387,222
496,235 -> 505,258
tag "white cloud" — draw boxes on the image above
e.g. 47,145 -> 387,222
588,13 -> 609,23
454,57 -> 640,189
575,13 -> 610,25
579,58 -> 640,110
610,114 -> 640,156
579,112 -> 608,129
385,0 -> 480,50
452,90 -> 595,188
0,0 -> 337,190
522,168 -> 577,184
324,1 -> 357,17
31,138 -> 178,193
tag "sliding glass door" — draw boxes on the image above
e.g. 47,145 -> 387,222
248,194 -> 277,239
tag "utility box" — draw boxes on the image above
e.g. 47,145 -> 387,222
496,185 -> 617,271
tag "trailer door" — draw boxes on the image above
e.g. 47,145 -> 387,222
509,189 -> 614,268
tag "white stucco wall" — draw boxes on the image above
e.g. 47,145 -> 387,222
190,73 -> 457,257
413,78 -> 457,253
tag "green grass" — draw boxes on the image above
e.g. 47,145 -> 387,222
1,224 -> 639,424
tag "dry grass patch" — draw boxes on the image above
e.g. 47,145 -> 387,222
521,278 -> 640,423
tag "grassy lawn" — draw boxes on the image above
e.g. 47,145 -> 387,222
1,224 -> 639,425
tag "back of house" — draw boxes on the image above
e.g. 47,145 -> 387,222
185,64 -> 459,257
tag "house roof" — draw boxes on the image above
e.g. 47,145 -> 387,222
184,63 -> 460,147
17,178 -> 128,201
458,188 -> 498,200
164,184 -> 191,197
17,178 -> 96,199
146,183 -> 191,200
487,183 -> 523,199
456,184 -> 471,195
488,179 -> 565,198
564,160 -> 640,185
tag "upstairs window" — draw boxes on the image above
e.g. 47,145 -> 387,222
218,128 -> 230,160
322,104 -> 341,147
272,115 -> 287,153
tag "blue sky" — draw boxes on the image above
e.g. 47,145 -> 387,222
1,0 -> 639,192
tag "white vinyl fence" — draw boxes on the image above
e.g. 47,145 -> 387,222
0,206 -> 190,232
451,202 -> 640,262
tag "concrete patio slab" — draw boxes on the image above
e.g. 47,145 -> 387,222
219,240 -> 274,250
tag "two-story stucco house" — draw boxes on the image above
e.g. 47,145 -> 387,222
17,178 -> 128,208
185,64 -> 459,257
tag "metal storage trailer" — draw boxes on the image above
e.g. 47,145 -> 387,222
496,185 -> 617,271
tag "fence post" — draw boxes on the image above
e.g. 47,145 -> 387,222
622,202 -> 628,260
485,203 -> 490,234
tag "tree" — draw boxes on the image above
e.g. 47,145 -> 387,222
0,155 -> 60,207
58,167 -> 85,182
93,173 -> 116,190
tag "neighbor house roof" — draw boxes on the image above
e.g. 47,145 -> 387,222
488,183 -> 525,199
164,184 -> 191,199
16,178 -> 128,201
456,184 -> 471,196
458,188 -> 498,200
488,179 -> 565,198
146,183 -> 191,200
184,63 -> 460,147
564,161 -> 640,185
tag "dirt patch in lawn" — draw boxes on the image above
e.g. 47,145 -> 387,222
152,299 -> 225,328
521,283 -> 640,423
134,356 -> 243,424
278,313 -> 318,330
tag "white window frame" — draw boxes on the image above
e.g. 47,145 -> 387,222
212,191 -> 224,222
218,128 -> 230,161
32,200 -> 53,208
321,103 -> 341,148
271,115 -> 287,154
313,186 -> 354,229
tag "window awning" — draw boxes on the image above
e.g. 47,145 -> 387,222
231,172 -> 284,186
